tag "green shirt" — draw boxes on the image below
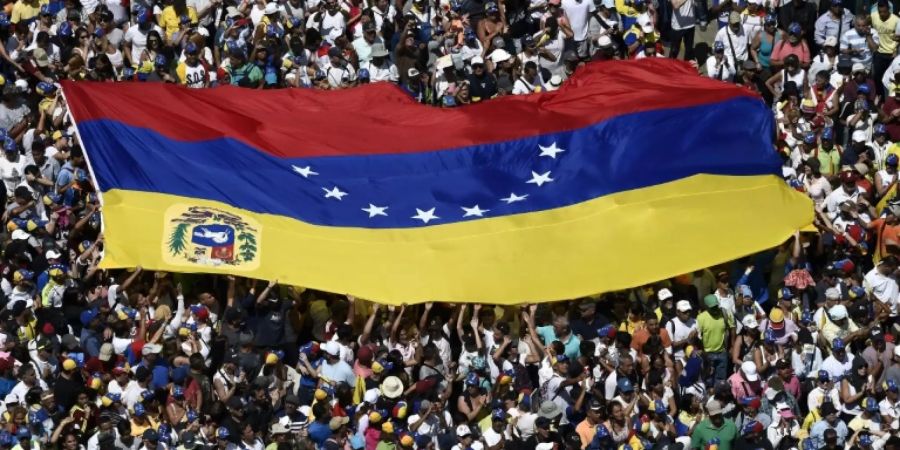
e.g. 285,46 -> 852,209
696,310 -> 734,353
690,419 -> 738,450
376,441 -> 398,450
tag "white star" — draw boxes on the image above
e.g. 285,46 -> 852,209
461,205 -> 489,217
501,192 -> 528,204
322,186 -> 348,200
538,142 -> 565,158
411,208 -> 439,224
362,204 -> 388,218
292,165 -> 318,178
526,170 -> 554,187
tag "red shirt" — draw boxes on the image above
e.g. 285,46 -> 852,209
883,96 -> 900,141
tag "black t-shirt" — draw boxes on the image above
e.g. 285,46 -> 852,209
571,314 -> 611,341
53,373 -> 85,411
734,436 -> 775,450
466,73 -> 498,101
254,299 -> 290,348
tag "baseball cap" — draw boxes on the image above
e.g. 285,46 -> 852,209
740,361 -> 759,382
832,337 -> 846,351
703,294 -> 719,308
328,416 -> 349,431
676,300 -> 692,312
617,377 -> 634,393
817,370 -> 831,382
829,304 -> 848,320
741,314 -> 759,330
742,420 -> 764,435
657,288 -> 673,301
728,11 -> 741,24
706,399 -> 724,416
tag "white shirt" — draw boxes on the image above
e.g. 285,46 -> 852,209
124,24 -> 164,62
0,157 -> 26,197
864,267 -> 899,316
513,76 -> 541,95
820,354 -> 855,381
122,380 -> 148,410
714,24 -> 751,65
706,55 -> 735,81
561,0 -> 595,41
824,186 -> 866,213
666,317 -> 697,361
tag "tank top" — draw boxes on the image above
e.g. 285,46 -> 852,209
783,68 -> 807,90
759,32 -> 776,69
738,335 -> 756,362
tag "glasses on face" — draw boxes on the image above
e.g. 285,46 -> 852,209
79,35 -> 88,39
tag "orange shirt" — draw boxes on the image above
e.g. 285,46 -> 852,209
870,217 -> 900,258
630,328 -> 672,354
576,419 -> 597,449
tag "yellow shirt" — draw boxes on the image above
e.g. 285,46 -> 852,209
615,0 -> 639,19
10,0 -> 47,24
871,12 -> 900,55
158,6 -> 198,39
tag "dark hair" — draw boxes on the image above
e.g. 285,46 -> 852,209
173,0 -> 188,17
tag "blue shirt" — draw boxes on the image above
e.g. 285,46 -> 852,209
537,325 -> 581,360
80,328 -> 101,359
55,163 -> 76,206
810,420 -> 848,448
319,360 -> 356,387
307,421 -> 331,448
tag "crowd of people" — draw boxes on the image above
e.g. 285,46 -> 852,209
0,0 -> 898,449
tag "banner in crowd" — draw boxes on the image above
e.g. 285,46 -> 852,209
62,59 -> 812,304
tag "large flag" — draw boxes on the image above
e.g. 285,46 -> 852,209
63,59 -> 812,305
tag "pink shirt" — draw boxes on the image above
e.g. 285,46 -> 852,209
729,371 -> 764,400
771,41 -> 811,65
781,375 -> 801,399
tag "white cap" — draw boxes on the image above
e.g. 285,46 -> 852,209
264,2 -> 278,14
11,230 -> 30,241
829,304 -> 848,320
14,79 -> 28,92
852,62 -> 867,73
489,48 -> 512,63
436,54 -> 453,70
852,130 -> 868,143
657,288 -> 673,301
825,287 -> 841,300
748,0 -> 763,4
456,424 -> 471,437
470,55 -> 484,65
408,68 -> 420,78
363,389 -> 379,404
741,361 -> 759,382
547,75 -> 563,91
741,314 -> 759,329
638,15 -> 654,34
142,343 -> 163,355
676,300 -> 692,312
45,249 -> 61,259
824,36 -> 838,47
324,340 -> 340,356
597,35 -> 612,48
775,401 -> 790,411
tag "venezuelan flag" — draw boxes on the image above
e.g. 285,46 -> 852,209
63,59 -> 812,305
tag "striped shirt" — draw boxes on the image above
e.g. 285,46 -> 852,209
840,27 -> 880,69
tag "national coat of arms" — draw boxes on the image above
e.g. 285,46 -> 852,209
162,205 -> 261,270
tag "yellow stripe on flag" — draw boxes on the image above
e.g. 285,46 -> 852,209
98,174 -> 812,304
